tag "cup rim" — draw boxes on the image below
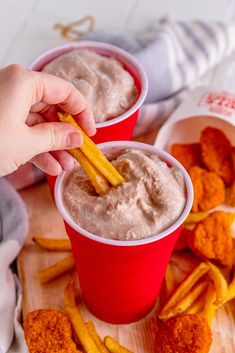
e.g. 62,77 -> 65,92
54,141 -> 194,247
29,40 -> 148,128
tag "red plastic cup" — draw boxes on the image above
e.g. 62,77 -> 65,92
54,141 -> 193,324
29,41 -> 148,194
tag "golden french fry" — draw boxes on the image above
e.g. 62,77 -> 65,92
207,261 -> 228,305
159,281 -> 208,321
33,237 -> 72,251
224,275 -> 235,302
164,263 -> 176,299
64,279 -> 100,353
200,282 -> 217,325
160,262 -> 209,315
69,148 -> 110,195
183,223 -> 195,230
58,112 -> 125,187
104,336 -> 133,353
86,321 -> 109,353
64,278 -> 77,309
39,255 -> 75,284
185,292 -> 206,315
185,211 -> 209,224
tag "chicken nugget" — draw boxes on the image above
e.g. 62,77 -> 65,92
187,211 -> 233,267
189,166 -> 225,212
155,314 -> 212,353
226,181 -> 235,206
200,127 -> 233,185
171,143 -> 202,171
24,309 -> 78,353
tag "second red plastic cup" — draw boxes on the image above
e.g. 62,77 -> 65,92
29,41 -> 148,194
55,141 -> 193,324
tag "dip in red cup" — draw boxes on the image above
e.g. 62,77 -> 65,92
54,141 -> 193,324
29,41 -> 148,193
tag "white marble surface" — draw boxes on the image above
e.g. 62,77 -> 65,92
0,0 -> 234,69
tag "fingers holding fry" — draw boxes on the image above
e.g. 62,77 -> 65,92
57,112 -> 125,188
39,255 -> 75,284
33,236 -> 72,251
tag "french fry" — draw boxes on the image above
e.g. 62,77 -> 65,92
69,148 -> 110,195
159,262 -> 209,315
207,261 -> 228,305
39,255 -> 75,284
33,236 -> 72,251
164,263 -> 176,299
159,281 -> 208,321
185,292 -> 206,315
104,336 -> 134,353
200,283 -> 217,325
225,275 -> 235,302
64,279 -> 100,353
185,211 -> 209,224
58,112 -> 125,187
86,321 -> 109,353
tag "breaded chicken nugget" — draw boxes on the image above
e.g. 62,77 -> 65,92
155,314 -> 212,353
189,166 -> 225,212
226,181 -> 235,206
227,147 -> 235,206
171,143 -> 202,171
24,309 -> 79,353
187,211 -> 233,267
200,127 -> 233,186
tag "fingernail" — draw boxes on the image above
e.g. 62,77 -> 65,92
66,133 -> 83,148
89,126 -> 97,137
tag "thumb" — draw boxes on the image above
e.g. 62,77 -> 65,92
28,122 -> 83,155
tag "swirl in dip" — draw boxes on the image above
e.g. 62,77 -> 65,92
42,49 -> 138,123
62,149 -> 186,241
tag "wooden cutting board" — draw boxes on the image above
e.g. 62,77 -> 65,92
17,130 -> 235,353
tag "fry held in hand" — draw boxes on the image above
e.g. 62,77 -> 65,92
39,255 -> 75,284
33,236 -> 72,251
58,112 -> 125,194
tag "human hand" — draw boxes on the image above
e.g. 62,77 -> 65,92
0,65 -> 96,177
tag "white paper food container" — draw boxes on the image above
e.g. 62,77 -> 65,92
155,87 -> 235,151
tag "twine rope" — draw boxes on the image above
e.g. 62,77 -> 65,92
54,15 -> 96,40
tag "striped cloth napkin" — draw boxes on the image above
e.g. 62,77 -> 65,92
83,18 -> 235,135
0,178 -> 28,353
